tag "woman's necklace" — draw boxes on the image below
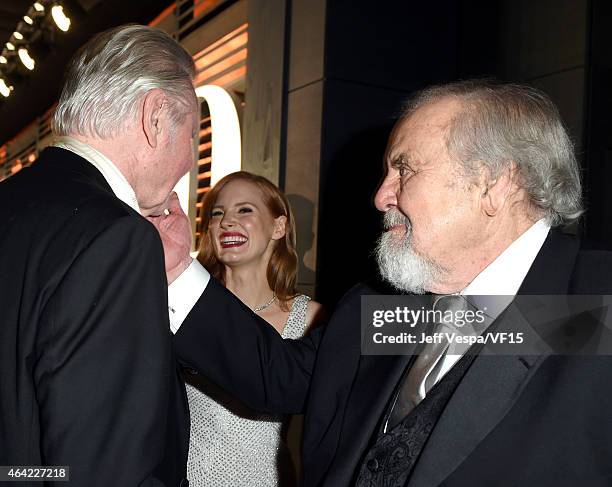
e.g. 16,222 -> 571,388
253,293 -> 277,313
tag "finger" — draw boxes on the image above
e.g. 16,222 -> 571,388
166,192 -> 183,213
145,215 -> 162,226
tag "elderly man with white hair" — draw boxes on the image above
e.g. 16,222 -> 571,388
0,25 -> 198,486
162,80 -> 612,486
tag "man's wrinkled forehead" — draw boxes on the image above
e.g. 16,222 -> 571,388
385,98 -> 461,164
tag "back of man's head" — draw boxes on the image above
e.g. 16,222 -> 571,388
52,24 -> 196,139
402,80 -> 583,227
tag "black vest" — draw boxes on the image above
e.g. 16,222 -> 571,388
354,352 -> 477,487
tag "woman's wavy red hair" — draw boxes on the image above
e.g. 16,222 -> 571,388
197,171 -> 299,310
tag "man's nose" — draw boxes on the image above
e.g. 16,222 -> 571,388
374,176 -> 398,212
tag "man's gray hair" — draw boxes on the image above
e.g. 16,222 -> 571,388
403,80 -> 583,226
52,24 -> 196,138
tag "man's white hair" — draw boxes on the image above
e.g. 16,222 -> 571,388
52,24 -> 196,138
402,80 -> 583,227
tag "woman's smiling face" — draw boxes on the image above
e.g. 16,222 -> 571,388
208,179 -> 285,268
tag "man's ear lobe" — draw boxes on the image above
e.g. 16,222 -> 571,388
481,185 -> 497,217
142,89 -> 167,148
480,164 -> 516,217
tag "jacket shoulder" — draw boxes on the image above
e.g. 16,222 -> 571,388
0,149 -> 157,290
572,245 -> 612,294
1,148 -> 139,238
336,283 -> 379,308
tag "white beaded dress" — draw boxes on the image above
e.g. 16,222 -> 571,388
185,294 -> 311,487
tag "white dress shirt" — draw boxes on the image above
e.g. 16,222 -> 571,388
431,218 -> 551,386
52,135 -> 210,333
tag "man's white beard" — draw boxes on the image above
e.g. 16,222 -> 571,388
375,209 -> 443,294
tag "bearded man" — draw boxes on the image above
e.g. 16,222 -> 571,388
161,80 -> 612,486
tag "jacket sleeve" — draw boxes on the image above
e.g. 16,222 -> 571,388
174,277 -> 322,415
35,216 -> 170,487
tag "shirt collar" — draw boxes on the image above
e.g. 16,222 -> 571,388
52,135 -> 141,214
462,218 -> 551,297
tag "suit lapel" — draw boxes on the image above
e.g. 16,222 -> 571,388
408,303 -> 548,486
408,229 -> 581,486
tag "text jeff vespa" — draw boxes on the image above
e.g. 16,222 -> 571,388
370,306 -> 524,345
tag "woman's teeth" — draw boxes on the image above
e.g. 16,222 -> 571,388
221,236 -> 247,244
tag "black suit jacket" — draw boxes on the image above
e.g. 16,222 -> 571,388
0,147 -> 189,487
176,228 -> 612,486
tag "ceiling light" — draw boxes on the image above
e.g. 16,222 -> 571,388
33,2 -> 44,12
0,79 -> 12,97
6,42 -> 15,51
13,32 -> 24,41
51,6 -> 71,32
18,48 -> 35,70
23,15 -> 34,25
0,56 -> 6,64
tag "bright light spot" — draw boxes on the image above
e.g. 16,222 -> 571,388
0,79 -> 12,97
174,172 -> 192,225
13,32 -> 23,41
0,56 -> 6,64
33,2 -> 44,12
194,85 -> 242,186
18,48 -> 35,70
51,6 -> 71,32
6,42 -> 15,51
24,15 -> 34,25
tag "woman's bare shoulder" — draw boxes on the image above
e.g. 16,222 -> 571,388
305,299 -> 326,330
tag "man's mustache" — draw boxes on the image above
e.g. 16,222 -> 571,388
382,208 -> 411,232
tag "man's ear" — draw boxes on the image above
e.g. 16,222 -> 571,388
480,163 -> 518,217
271,215 -> 287,240
142,89 -> 167,149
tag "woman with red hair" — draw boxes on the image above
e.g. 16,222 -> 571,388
185,171 -> 324,486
